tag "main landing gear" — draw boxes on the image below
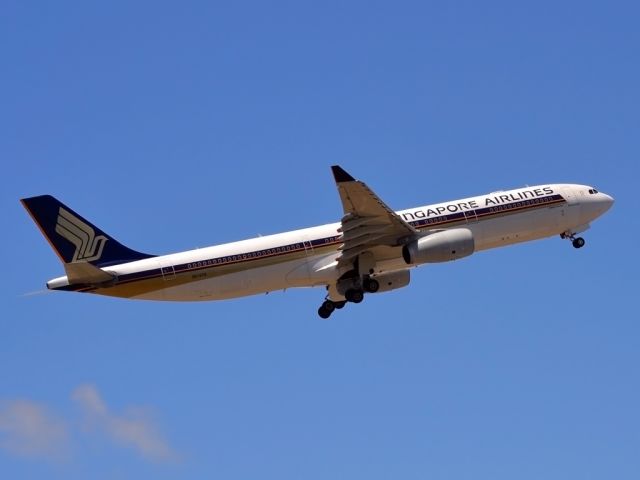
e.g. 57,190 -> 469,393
561,231 -> 586,249
317,300 -> 345,319
317,276 -> 380,319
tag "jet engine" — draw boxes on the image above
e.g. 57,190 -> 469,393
402,228 -> 474,265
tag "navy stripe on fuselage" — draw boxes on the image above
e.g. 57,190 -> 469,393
406,193 -> 565,229
56,194 -> 566,293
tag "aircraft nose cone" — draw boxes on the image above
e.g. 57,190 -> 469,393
597,192 -> 615,215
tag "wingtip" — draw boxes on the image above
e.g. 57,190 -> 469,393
20,194 -> 54,206
331,165 -> 355,183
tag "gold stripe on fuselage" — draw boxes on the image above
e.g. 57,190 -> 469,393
92,243 -> 338,298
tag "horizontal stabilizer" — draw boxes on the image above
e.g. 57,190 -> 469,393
64,262 -> 115,285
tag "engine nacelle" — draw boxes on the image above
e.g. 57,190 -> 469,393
402,228 -> 475,265
373,270 -> 410,293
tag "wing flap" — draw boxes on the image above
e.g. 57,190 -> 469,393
331,165 -> 417,269
332,166 -> 416,237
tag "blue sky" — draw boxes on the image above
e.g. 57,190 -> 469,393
2,1 -> 638,478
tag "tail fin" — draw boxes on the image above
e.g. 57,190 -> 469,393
21,195 -> 155,267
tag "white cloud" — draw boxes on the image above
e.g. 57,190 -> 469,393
0,399 -> 69,461
72,384 -> 177,462
71,384 -> 107,417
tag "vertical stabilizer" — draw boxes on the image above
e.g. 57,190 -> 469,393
21,195 -> 155,267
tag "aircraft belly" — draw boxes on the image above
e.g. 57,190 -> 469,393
287,252 -> 341,287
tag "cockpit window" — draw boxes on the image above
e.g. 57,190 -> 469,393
588,188 -> 599,194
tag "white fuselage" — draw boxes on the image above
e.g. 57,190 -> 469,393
47,183 -> 613,301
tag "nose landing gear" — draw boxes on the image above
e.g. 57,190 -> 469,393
561,231 -> 586,249
572,237 -> 585,249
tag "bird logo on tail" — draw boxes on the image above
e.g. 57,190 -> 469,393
55,207 -> 108,262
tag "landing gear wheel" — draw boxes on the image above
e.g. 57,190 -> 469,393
334,301 -> 346,309
345,288 -> 364,304
363,278 -> 380,293
317,300 -> 336,319
572,237 -> 585,249
322,300 -> 336,313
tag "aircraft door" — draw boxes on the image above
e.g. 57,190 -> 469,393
302,239 -> 314,256
160,263 -> 176,280
286,237 -> 314,287
463,208 -> 478,224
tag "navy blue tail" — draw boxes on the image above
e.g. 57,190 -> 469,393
21,195 -> 155,267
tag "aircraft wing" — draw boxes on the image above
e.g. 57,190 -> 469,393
331,165 -> 417,266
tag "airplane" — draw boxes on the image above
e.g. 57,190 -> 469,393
21,165 -> 614,319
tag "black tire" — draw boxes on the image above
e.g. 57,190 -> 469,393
363,278 -> 380,293
572,237 -> 585,249
334,301 -> 346,310
345,288 -> 364,304
317,306 -> 331,319
322,300 -> 336,313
